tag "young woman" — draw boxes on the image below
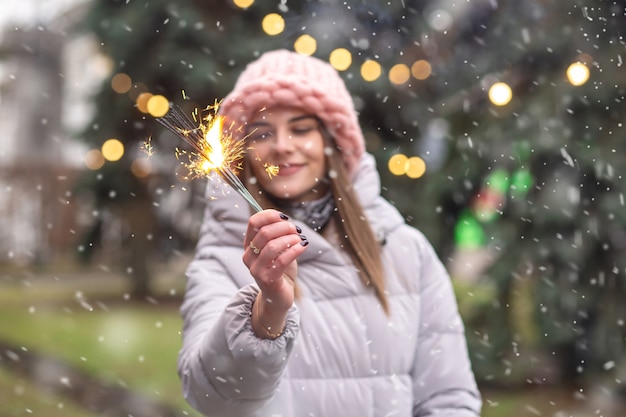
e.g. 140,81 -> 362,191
177,49 -> 482,417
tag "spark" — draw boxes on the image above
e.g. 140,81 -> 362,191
142,136 -> 154,156
155,101 -> 267,212
264,163 -> 280,178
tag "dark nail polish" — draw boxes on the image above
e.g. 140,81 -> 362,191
300,240 -> 309,247
299,234 -> 307,241
279,213 -> 289,220
296,225 -> 302,234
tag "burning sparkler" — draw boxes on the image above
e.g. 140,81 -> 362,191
155,102 -> 264,213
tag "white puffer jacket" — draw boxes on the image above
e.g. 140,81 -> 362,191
178,153 -> 482,417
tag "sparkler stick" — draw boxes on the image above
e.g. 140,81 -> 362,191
155,103 -> 263,213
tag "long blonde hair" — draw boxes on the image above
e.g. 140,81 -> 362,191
239,125 -> 389,314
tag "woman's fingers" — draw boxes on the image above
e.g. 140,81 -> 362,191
244,210 -> 304,260
242,209 -> 309,296
245,234 -> 306,276
244,210 -> 291,247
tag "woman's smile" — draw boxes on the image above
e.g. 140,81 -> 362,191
276,163 -> 304,176
246,106 -> 328,203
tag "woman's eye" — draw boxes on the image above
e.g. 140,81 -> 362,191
292,126 -> 316,135
248,130 -> 273,141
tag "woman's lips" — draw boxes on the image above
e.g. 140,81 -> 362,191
276,164 -> 303,176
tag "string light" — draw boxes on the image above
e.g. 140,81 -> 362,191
388,153 -> 408,176
111,73 -> 132,94
405,157 -> 426,178
294,34 -> 317,56
262,13 -> 285,36
147,95 -> 169,118
389,64 -> 411,85
411,60 -> 432,80
488,82 -> 513,106
136,92 -> 153,113
101,139 -> 125,162
232,0 -> 254,8
329,48 -> 352,71
566,62 -> 590,86
361,59 -> 382,82
84,149 -> 105,170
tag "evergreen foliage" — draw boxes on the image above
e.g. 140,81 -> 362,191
76,0 -> 626,387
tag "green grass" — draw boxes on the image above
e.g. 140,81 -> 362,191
0,263 -> 602,417
0,273 -> 201,416
0,367 -> 102,417
0,303 -> 180,390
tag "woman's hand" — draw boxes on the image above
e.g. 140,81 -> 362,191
243,209 -> 308,338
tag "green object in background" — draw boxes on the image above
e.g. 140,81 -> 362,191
454,210 -> 486,249
485,169 -> 510,194
509,168 -> 534,197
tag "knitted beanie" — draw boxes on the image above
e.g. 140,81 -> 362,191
218,49 -> 365,176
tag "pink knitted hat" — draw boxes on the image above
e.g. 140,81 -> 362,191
218,49 -> 365,176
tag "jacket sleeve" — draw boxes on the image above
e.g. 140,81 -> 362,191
177,255 -> 300,417
411,231 -> 483,417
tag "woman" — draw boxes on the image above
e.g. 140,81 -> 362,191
177,49 -> 482,417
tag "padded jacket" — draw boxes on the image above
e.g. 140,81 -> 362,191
177,153 -> 482,417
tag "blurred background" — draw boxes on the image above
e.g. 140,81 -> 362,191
1,0 -> 625,416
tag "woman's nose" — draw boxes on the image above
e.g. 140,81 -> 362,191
272,129 -> 294,152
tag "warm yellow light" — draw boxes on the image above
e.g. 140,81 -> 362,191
411,60 -> 432,80
388,153 -> 408,176
111,73 -> 132,94
567,62 -> 590,86
294,34 -> 317,56
361,60 -> 382,82
84,149 -> 105,170
406,157 -> 426,179
101,139 -> 125,162
203,116 -> 226,170
488,82 -> 513,106
389,64 -> 411,85
147,95 -> 170,118
262,13 -> 285,36
232,0 -> 254,8
329,48 -> 352,71
136,92 -> 153,113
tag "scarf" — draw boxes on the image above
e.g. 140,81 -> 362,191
282,192 -> 335,232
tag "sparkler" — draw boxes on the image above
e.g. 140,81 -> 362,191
155,102 -> 264,213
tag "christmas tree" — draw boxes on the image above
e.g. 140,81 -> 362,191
76,0 -> 626,388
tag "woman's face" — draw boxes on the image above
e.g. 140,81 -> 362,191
245,106 -> 329,203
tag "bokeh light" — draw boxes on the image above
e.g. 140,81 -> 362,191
488,82 -> 513,106
84,149 -> 105,170
454,210 -> 486,249
405,157 -> 426,178
389,63 -> 411,85
111,73 -> 132,94
294,34 -> 317,56
510,168 -> 534,196
566,62 -> 590,86
131,158 -> 152,178
232,0 -> 254,8
361,59 -> 382,82
427,8 -> 454,32
262,13 -> 285,36
411,60 -> 432,80
101,139 -> 125,162
329,48 -> 352,71
388,153 -> 408,176
147,95 -> 170,118
136,92 -> 153,113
